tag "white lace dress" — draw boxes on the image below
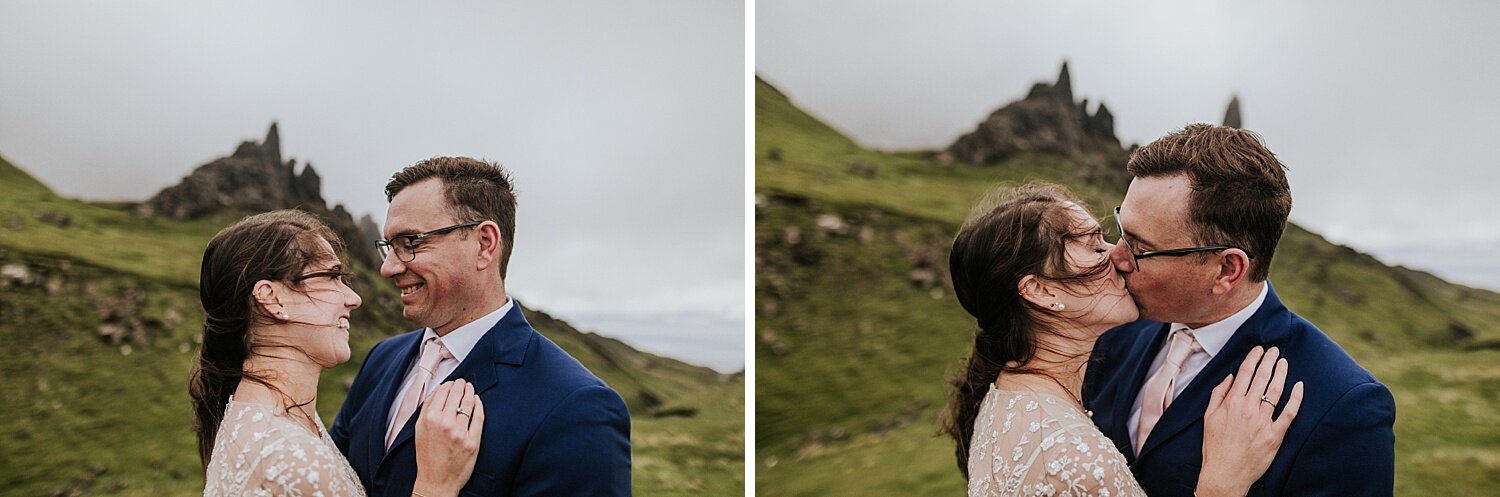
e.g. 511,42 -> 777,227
968,386 -> 1146,497
204,398 -> 366,497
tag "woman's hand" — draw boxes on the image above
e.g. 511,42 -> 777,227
413,379 -> 485,497
1195,346 -> 1305,497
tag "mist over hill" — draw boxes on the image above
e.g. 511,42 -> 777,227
754,67 -> 1500,496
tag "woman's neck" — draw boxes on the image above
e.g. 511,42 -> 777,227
996,320 -> 1109,406
235,347 -> 324,428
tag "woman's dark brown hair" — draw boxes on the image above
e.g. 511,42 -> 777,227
188,209 -> 344,468
940,182 -> 1111,478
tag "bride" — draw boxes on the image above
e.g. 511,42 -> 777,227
189,210 -> 483,496
942,184 -> 1304,497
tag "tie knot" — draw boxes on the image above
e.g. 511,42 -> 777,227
1165,328 -> 1201,365
418,337 -> 452,371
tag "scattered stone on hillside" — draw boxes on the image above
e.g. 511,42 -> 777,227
1,263 -> 33,285
815,213 -> 847,235
846,162 -> 877,178
95,285 -> 149,345
941,61 -> 1130,188
137,122 -> 378,267
909,268 -> 939,289
857,226 -> 875,245
1223,95 -> 1243,129
783,226 -> 801,246
36,210 -> 72,228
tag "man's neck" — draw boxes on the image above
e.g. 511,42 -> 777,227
432,290 -> 509,337
1184,280 -> 1265,329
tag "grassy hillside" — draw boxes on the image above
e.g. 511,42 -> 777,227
0,153 -> 743,496
754,77 -> 1500,496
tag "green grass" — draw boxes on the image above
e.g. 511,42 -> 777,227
754,77 -> 1500,496
0,155 -> 743,496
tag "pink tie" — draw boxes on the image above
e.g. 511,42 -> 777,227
387,337 -> 452,449
1135,328 -> 1202,455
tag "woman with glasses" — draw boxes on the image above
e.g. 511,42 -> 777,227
941,183 -> 1305,497
190,210 -> 484,496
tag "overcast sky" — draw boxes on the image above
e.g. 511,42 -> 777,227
0,1 -> 745,372
758,0 -> 1500,292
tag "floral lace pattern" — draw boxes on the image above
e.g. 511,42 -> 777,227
204,398 -> 366,497
968,386 -> 1146,497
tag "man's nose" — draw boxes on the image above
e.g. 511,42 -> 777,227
379,251 -> 405,279
1108,242 -> 1134,273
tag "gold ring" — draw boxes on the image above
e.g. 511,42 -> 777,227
1260,395 -> 1275,407
456,408 -> 470,416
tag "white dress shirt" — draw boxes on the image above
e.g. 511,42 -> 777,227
385,298 -> 514,434
1127,284 -> 1269,449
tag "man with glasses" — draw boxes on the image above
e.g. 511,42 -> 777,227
330,157 -> 631,496
1082,125 -> 1395,497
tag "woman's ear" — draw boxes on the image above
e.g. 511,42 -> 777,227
1017,275 -> 1057,309
253,280 -> 287,320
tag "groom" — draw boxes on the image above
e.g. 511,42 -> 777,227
330,157 -> 631,496
1083,125 -> 1395,496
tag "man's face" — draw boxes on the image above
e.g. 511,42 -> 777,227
1109,175 -> 1219,324
381,178 -> 476,331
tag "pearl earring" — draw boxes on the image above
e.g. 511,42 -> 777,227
1051,302 -> 1066,311
277,311 -> 289,320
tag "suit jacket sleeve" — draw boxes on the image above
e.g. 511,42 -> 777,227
1281,381 -> 1396,497
512,384 -> 632,497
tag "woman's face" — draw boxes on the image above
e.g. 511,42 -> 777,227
1051,204 -> 1139,332
267,236 -> 363,367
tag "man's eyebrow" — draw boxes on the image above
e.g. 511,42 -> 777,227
1119,224 -> 1158,249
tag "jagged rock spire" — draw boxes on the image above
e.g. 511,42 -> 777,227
1223,95 -> 1242,129
1056,61 -> 1073,103
264,122 -> 282,165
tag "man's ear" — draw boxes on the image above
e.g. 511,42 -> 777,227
1211,249 -> 1251,294
474,221 -> 504,271
252,280 -> 285,319
1017,275 -> 1056,309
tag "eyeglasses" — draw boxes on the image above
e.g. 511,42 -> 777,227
1112,207 -> 1251,270
375,221 -> 483,263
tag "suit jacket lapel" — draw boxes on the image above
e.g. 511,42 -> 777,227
383,304 -> 536,454
368,332 -> 423,467
1112,321 -> 1171,461
1138,284 -> 1291,458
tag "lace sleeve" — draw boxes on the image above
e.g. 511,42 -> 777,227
968,388 -> 1147,497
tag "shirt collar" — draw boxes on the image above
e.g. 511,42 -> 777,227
1172,283 -> 1268,358
421,297 -> 514,365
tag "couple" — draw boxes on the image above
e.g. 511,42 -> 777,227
189,158 -> 632,496
945,125 -> 1396,496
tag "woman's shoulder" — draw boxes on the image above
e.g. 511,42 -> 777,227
207,399 -> 363,496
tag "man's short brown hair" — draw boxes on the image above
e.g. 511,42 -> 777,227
1127,124 -> 1291,281
386,157 -> 517,277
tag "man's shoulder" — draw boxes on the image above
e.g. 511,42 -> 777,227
520,328 -> 613,390
1272,310 -> 1383,393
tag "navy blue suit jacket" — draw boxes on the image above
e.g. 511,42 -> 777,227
330,304 -> 632,497
1083,283 -> 1394,497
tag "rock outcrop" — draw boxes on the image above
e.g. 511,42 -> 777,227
941,62 -> 1130,188
138,123 -> 379,267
